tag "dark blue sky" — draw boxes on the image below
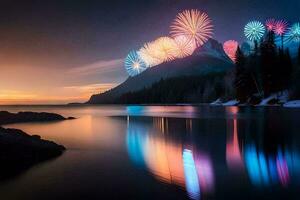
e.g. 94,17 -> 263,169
1,0 -> 299,63
0,0 -> 299,104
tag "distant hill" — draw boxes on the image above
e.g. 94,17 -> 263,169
87,39 -> 234,104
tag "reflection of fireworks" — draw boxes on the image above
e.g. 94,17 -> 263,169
266,19 -> 276,31
154,37 -> 178,62
286,23 -> 300,43
170,9 -> 213,47
274,20 -> 288,36
173,36 -> 197,58
244,21 -> 265,41
138,42 -> 163,67
223,40 -> 239,62
124,51 -> 147,76
183,149 -> 200,200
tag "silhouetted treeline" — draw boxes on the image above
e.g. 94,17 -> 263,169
292,45 -> 300,98
112,31 -> 300,104
116,73 -> 230,104
234,31 -> 300,103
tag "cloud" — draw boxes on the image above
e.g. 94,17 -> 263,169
0,58 -> 126,104
0,90 -> 37,100
63,83 -> 117,95
68,58 -> 124,76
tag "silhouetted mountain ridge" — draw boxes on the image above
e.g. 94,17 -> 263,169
88,39 -> 234,104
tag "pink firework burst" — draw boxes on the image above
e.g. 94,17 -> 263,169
170,9 -> 213,47
173,35 -> 197,58
223,40 -> 239,62
266,19 -> 276,31
274,20 -> 288,36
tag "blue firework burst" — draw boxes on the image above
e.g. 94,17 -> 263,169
124,51 -> 148,77
244,21 -> 266,41
286,23 -> 300,43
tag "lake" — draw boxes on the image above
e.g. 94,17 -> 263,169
0,105 -> 299,200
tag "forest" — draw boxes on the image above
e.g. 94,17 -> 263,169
116,31 -> 300,105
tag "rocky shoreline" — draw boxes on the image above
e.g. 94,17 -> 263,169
0,111 -> 75,125
0,111 -> 72,180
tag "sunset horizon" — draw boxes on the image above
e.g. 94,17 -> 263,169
1,1 -> 300,199
1,0 -> 299,105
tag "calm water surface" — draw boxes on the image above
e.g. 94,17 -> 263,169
0,105 -> 299,200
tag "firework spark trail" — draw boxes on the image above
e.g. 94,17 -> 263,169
124,51 -> 148,76
170,9 -> 213,47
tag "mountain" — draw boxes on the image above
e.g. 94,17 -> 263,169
87,39 -> 234,104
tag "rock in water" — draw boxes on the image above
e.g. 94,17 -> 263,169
0,127 -> 65,180
0,111 -> 70,125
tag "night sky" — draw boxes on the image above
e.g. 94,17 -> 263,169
0,0 -> 299,104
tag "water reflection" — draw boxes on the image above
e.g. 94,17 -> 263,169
183,149 -> 200,199
226,107 -> 244,171
126,106 -> 300,199
244,144 -> 300,187
126,116 -> 215,200
225,107 -> 300,188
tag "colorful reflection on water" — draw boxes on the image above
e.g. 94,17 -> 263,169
183,149 -> 201,199
126,106 -> 300,199
126,116 -> 215,199
244,145 -> 300,187
2,105 -> 300,200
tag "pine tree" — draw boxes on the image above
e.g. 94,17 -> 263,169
276,48 -> 285,91
292,45 -> 300,98
298,45 -> 300,66
234,47 -> 255,102
249,40 -> 262,96
283,49 -> 293,89
260,31 -> 278,96
234,47 -> 246,100
253,40 -> 259,56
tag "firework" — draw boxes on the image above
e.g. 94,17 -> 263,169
170,9 -> 213,47
274,20 -> 288,36
173,35 -> 197,58
124,51 -> 148,76
153,37 -> 179,62
223,40 -> 239,62
286,23 -> 300,43
244,21 -> 265,41
138,42 -> 163,67
266,19 -> 276,31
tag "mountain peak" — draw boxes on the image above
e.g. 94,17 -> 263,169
195,39 -> 232,62
87,39 -> 234,104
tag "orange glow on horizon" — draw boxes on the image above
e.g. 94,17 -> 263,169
0,83 -> 117,105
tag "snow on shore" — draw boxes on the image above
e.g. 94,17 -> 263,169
284,100 -> 300,108
210,99 -> 222,106
222,100 -> 239,106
